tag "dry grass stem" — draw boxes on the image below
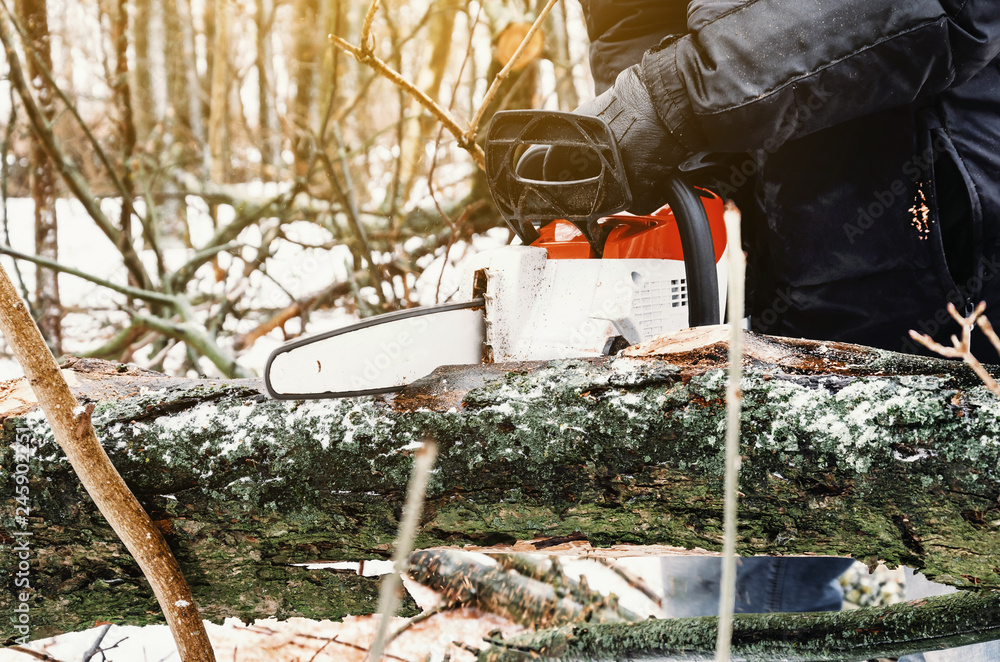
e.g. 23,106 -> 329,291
366,440 -> 439,662
716,201 -> 746,662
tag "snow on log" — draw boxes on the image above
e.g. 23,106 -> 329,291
2,328 -> 1000,640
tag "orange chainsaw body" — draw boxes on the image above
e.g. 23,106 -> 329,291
531,189 -> 727,262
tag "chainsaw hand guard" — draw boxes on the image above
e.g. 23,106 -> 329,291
485,111 -> 632,248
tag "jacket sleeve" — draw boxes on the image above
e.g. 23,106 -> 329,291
641,0 -> 1000,153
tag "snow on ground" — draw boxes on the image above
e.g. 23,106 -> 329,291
0,197 -> 510,380
1,612 -> 524,662
1,558 -> 663,662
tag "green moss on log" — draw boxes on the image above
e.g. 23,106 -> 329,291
479,590 -> 1000,661
2,344 -> 1000,639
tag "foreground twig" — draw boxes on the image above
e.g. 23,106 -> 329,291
367,440 -> 438,662
329,34 -> 485,170
0,262 -> 216,662
909,301 -> 1000,397
465,0 -> 559,144
717,202 -> 745,662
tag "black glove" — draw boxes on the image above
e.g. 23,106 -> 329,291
518,63 -> 689,214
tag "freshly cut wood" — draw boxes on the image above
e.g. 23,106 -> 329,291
2,329 -> 1000,641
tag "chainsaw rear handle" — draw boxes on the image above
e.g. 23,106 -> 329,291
485,110 -> 721,327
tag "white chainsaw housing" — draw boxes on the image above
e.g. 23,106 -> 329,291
458,245 -> 728,362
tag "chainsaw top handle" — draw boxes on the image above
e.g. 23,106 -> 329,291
485,110 -> 721,327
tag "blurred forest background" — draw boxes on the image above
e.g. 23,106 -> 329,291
0,0 -> 593,378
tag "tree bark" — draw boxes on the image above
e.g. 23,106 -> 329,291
15,0 -> 61,355
163,0 -> 193,138
175,0 -> 205,155
2,330 -> 1000,639
207,0 -> 229,183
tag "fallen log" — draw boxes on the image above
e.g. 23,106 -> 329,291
2,328 -> 999,641
477,590 -> 1000,662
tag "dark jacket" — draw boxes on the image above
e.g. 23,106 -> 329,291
581,0 -> 1000,360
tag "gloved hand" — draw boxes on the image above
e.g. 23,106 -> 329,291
517,63 -> 689,214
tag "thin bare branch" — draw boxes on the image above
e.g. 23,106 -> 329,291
383,604 -> 452,650
360,0 -> 381,54
465,0 -> 560,143
593,558 -> 665,612
8,646 -> 68,662
0,244 -> 179,305
80,623 -> 113,662
324,126 -> 390,307
976,315 -> 1000,358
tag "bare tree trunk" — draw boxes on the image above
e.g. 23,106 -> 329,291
108,0 -> 140,288
395,0 -> 463,206
207,0 -> 229,183
291,0 -> 319,176
548,0 -> 579,111
316,0 -> 345,139
176,0 -> 206,172
132,0 -> 158,145
163,0 -> 192,138
154,0 -> 190,248
255,0 -> 278,172
16,0 -> 61,355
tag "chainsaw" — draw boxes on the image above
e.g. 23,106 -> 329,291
265,111 -> 729,399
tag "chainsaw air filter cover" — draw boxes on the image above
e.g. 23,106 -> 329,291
485,111 -> 632,247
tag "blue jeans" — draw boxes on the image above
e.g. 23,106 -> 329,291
659,556 -> 855,618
